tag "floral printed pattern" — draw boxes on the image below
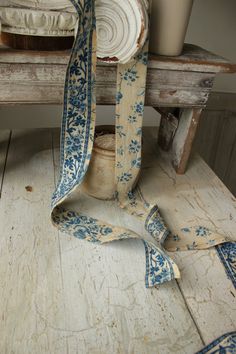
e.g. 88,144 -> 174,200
144,241 -> 179,287
50,0 -> 179,288
196,332 -> 236,354
216,242 -> 236,288
51,0 -> 233,291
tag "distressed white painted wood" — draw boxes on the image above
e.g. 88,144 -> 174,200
0,128 -> 204,353
52,130 -> 203,353
142,127 -> 236,343
0,129 -> 68,353
1,127 -> 236,352
0,43 -> 234,73
0,45 -> 218,107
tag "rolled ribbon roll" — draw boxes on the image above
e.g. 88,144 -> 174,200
0,0 -> 148,63
96,0 -> 149,63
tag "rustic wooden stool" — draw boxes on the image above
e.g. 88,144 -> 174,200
0,43 -> 235,173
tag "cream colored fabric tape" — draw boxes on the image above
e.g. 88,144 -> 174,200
51,0 -> 231,288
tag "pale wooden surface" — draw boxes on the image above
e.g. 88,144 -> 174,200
0,127 -> 235,354
1,44 -> 234,73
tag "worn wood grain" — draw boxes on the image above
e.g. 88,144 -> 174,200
155,108 -> 179,151
52,130 -> 203,354
172,108 -> 202,174
0,129 -> 69,353
0,44 -> 235,73
142,127 -> 236,344
0,128 -> 203,354
1,127 -> 236,353
0,62 -> 213,107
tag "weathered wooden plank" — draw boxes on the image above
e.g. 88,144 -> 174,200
1,126 -> 235,352
0,129 -> 69,353
172,108 -> 202,173
51,129 -> 204,354
0,127 -> 204,353
156,108 -> 179,151
0,63 -> 215,88
0,44 -> 235,73
142,127 -> 236,344
0,62 -> 213,107
0,83 -> 210,107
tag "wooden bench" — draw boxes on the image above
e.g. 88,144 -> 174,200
0,43 -> 235,173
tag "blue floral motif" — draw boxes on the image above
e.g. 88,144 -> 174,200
173,235 -> 180,241
195,226 -> 210,237
128,115 -> 137,123
116,161 -> 123,168
127,191 -> 138,207
145,207 -> 170,243
129,139 -> 141,153
136,127 -> 142,136
131,157 -> 141,168
136,51 -> 148,65
117,147 -> 124,156
144,241 -> 177,287
116,91 -> 123,104
196,332 -> 236,354
52,209 -> 113,243
216,242 -> 236,288
122,68 -> 139,84
187,241 -> 198,250
117,125 -> 126,137
51,0 -> 180,290
118,172 -> 132,183
181,227 -> 190,233
133,102 -> 144,115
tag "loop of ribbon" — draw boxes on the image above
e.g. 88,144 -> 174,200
51,0 -> 230,288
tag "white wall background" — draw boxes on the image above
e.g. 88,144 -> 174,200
0,0 -> 235,128
186,0 -> 236,93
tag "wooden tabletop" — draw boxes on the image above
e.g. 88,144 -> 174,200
0,43 -> 235,73
0,127 -> 235,353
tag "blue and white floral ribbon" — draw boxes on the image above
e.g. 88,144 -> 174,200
51,0 -> 233,288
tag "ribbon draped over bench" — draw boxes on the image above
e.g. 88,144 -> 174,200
51,0 -> 231,288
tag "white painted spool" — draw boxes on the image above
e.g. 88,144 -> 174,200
0,0 -> 149,63
96,0 -> 149,63
150,0 -> 194,56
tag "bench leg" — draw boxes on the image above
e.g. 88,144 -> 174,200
156,107 -> 179,151
172,108 -> 202,174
